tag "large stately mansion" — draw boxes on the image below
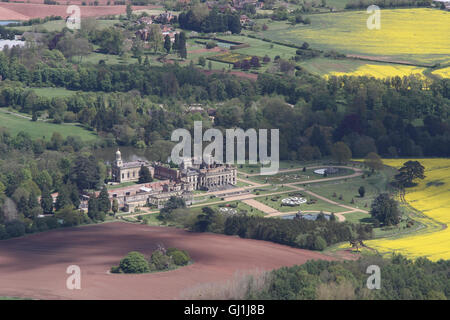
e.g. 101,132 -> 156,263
107,149 -> 237,211
111,149 -> 237,191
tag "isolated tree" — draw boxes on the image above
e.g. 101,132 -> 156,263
112,198 -> 119,216
331,141 -> 352,164
172,33 -> 179,52
55,184 -> 72,211
119,251 -> 150,273
138,165 -> 153,183
97,185 -> 111,213
164,34 -> 171,54
148,24 -> 163,53
250,56 -> 260,68
358,186 -> 365,198
131,37 -> 144,59
178,32 -> 187,59
88,196 -> 105,221
198,56 -> 206,67
40,187 -> 53,214
159,196 -> 186,220
370,193 -> 400,226
395,161 -> 425,188
70,155 -> 101,191
364,152 -> 383,172
126,3 -> 133,20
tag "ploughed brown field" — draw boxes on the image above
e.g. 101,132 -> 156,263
0,222 -> 333,300
0,3 -> 159,20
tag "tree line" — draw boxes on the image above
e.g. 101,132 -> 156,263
178,6 -> 242,34
246,254 -> 449,300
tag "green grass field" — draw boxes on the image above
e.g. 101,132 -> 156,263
255,192 -> 346,213
306,167 -> 396,212
11,19 -> 120,33
32,87 -> 76,98
246,168 -> 354,184
0,110 -> 98,142
254,9 -> 450,65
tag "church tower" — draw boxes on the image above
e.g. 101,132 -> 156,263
115,149 -> 123,168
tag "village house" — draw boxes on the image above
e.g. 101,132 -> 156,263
432,0 -> 450,9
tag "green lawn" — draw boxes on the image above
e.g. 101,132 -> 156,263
82,51 -> 141,66
107,181 -> 139,190
306,167 -> 396,211
32,87 -> 76,98
255,192 -> 346,213
190,200 -> 265,217
251,185 -> 296,195
246,168 -> 354,184
0,110 -> 98,142
10,19 -> 120,33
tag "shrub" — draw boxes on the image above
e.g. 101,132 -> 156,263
169,250 -> 190,266
313,236 -> 327,250
119,251 -> 150,273
110,265 -> 122,273
0,224 -> 7,240
44,216 -> 58,229
149,250 -> 172,271
5,220 -> 26,238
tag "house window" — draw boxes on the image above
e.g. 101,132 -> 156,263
122,173 -> 124,179
127,172 -> 130,178
133,171 -> 135,177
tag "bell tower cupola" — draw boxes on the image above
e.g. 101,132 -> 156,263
115,149 -> 123,167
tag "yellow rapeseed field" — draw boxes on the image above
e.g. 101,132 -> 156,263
432,67 -> 450,79
286,9 -> 450,62
366,159 -> 450,261
327,64 -> 425,79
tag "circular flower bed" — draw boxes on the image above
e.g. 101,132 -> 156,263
281,197 -> 307,206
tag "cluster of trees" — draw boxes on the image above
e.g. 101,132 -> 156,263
245,254 -> 449,300
394,160 -> 426,188
178,6 -> 241,34
346,0 -> 432,9
87,186 -> 111,221
0,26 -> 21,40
222,215 -> 373,250
1,44 -> 449,162
1,25 -> 449,164
255,73 -> 450,159
0,130 -> 106,240
233,56 -> 261,70
111,247 -> 191,274
160,200 -> 373,251
370,193 -> 401,226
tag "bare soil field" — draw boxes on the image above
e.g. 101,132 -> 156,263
0,3 -> 157,20
0,222 -> 333,300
